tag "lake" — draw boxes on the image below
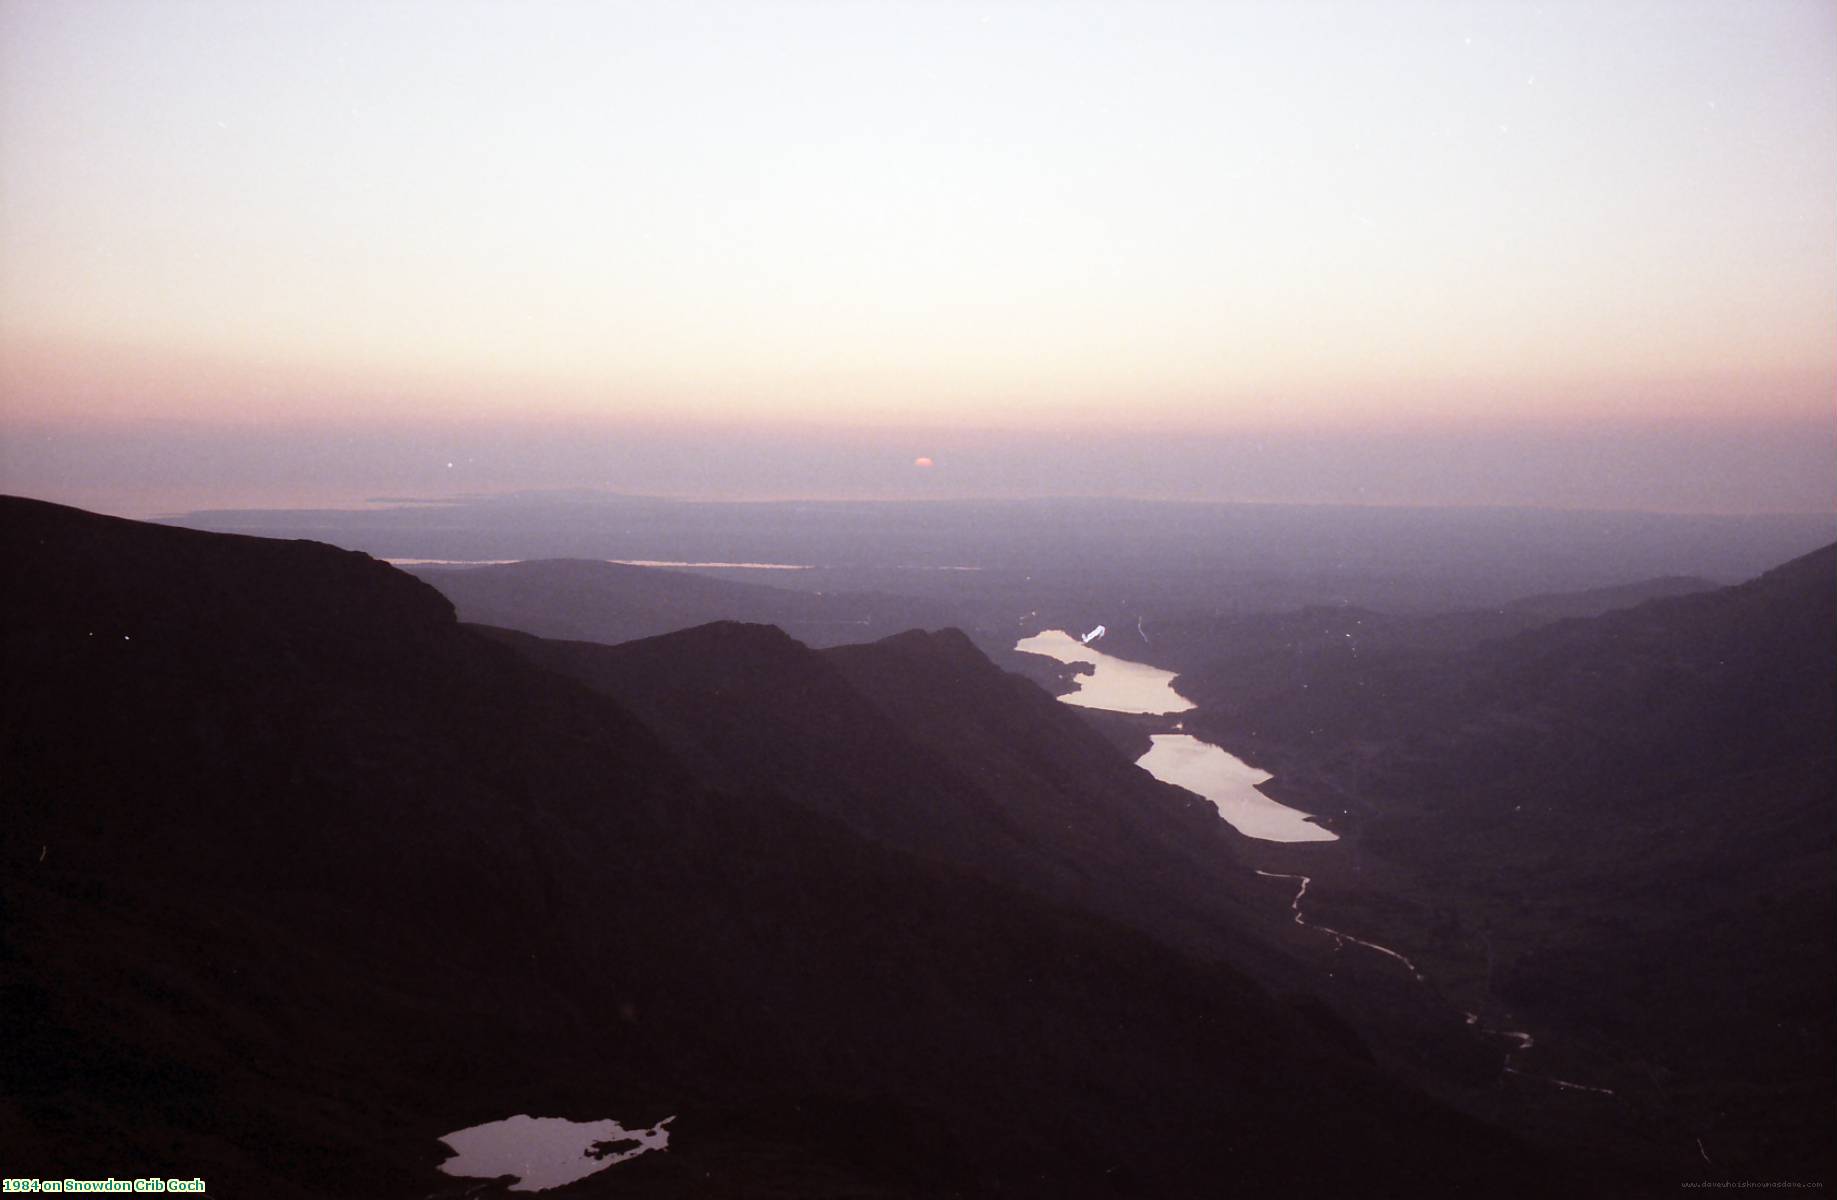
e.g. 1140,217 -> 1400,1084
1138,734 -> 1337,842
1012,629 -> 1195,715
1016,629 -> 1336,843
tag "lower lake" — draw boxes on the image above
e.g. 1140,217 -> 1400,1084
1136,734 -> 1337,843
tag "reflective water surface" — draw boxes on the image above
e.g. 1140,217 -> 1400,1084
1013,629 -> 1195,715
437,1113 -> 674,1192
1139,734 -> 1338,843
1016,629 -> 1334,842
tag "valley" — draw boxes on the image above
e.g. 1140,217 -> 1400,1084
9,5 -> 1832,1193
5,493 -> 1831,1195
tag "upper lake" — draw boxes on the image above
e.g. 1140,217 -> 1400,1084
1012,629 -> 1196,715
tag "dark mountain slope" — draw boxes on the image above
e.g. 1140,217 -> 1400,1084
482,620 -> 1319,991
1097,573 -> 1717,694
1502,574 -> 1717,622
825,629 -> 1289,950
1184,542 -> 1837,1181
409,556 -> 960,649
1187,545 -> 1834,832
1,497 -> 1574,1197
476,621 -> 1060,877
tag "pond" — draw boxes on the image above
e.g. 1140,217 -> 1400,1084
437,1113 -> 674,1192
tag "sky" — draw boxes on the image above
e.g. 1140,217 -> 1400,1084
2,0 -> 1833,516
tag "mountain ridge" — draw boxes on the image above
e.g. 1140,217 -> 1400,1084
3,496 -> 1578,1196
1184,539 -> 1836,1181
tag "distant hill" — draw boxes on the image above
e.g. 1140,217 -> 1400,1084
410,556 -> 963,649
1102,573 -> 1718,683
164,490 -> 1837,629
1186,543 -> 1837,1181
1,497 -> 1576,1197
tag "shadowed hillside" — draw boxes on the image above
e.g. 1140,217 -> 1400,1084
2,496 -> 1589,1197
1183,544 -> 1837,1182
480,620 -> 1299,984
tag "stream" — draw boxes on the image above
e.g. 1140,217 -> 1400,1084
1256,870 -> 1615,1097
1015,627 -> 1613,1098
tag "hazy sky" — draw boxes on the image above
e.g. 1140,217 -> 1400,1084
2,0 -> 1833,515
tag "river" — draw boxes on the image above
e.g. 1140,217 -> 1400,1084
1015,628 -> 1628,1100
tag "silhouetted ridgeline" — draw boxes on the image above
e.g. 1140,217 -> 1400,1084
4,496 -> 1584,1198
410,556 -> 964,649
478,620 -> 1295,983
